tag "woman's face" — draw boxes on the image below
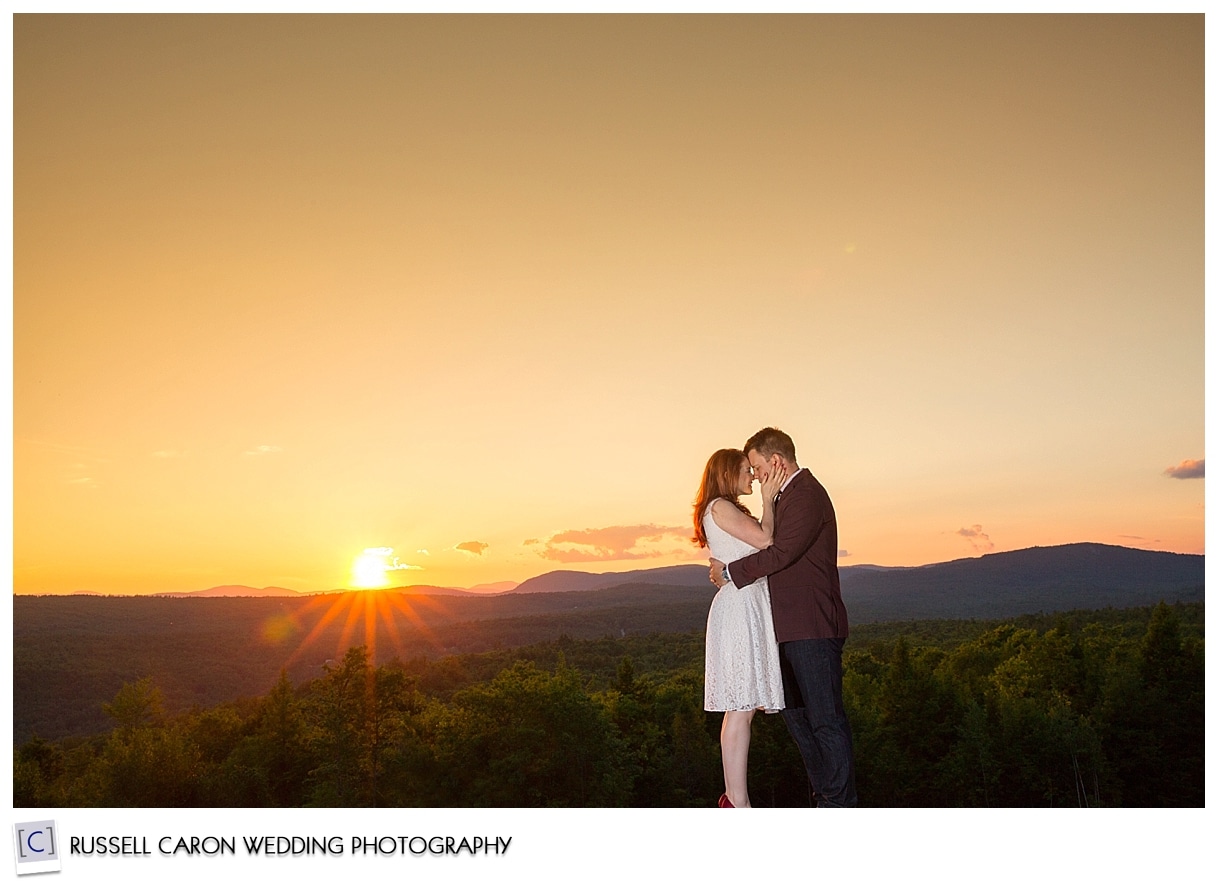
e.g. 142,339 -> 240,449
735,459 -> 754,496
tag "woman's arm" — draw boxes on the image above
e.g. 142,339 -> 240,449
709,499 -> 773,550
728,480 -> 825,587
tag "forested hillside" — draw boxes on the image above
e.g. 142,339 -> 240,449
13,585 -> 719,742
14,603 -> 1203,807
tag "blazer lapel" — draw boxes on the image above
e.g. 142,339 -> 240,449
775,469 -> 808,507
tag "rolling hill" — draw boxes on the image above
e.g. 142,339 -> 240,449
505,543 -> 1203,619
14,543 -> 1202,744
510,564 -> 709,593
838,542 -> 1203,620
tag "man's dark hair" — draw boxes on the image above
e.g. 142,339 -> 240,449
743,427 -> 797,462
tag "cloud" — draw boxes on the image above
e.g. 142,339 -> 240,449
523,538 -> 539,546
416,549 -> 430,556
536,524 -> 695,563
243,445 -> 283,456
456,541 -> 489,556
362,547 -> 423,571
957,524 -> 995,553
838,550 -> 852,558
1164,458 -> 1204,479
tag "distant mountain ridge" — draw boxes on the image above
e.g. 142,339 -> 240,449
508,543 -> 1203,619
511,564 -> 709,594
839,543 -> 1202,620
151,544 -> 1202,617
389,582 -> 516,597
155,584 -> 306,598
156,581 -> 519,599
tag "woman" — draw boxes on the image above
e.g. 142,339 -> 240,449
693,448 -> 787,808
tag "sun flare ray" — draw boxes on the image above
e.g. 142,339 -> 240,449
385,592 -> 448,654
279,548 -> 454,669
283,592 -> 356,667
376,595 -> 408,660
337,592 -> 369,654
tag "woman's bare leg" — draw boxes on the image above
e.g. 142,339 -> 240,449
721,709 -> 756,807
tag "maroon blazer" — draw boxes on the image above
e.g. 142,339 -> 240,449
725,468 -> 848,643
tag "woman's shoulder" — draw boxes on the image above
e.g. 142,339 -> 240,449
706,497 -> 765,551
708,497 -> 751,524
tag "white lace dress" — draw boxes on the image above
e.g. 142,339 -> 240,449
703,499 -> 785,712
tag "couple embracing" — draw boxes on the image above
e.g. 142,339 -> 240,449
693,427 -> 857,808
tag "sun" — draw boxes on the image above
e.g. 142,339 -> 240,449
350,548 -> 391,589
281,560 -> 448,670
279,546 -> 442,668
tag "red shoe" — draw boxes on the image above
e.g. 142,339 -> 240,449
718,793 -> 734,808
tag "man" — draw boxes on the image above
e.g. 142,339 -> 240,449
709,427 -> 857,807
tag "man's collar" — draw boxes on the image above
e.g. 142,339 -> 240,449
778,467 -> 805,494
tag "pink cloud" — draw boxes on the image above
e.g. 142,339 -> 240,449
537,524 -> 694,562
957,524 -> 994,553
1164,459 -> 1204,479
455,541 -> 489,556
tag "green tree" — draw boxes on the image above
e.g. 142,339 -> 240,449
602,657 -> 669,807
305,646 -> 423,806
198,674 -> 313,807
862,638 -> 964,806
432,661 -> 631,806
99,725 -> 203,806
656,669 -> 720,807
1097,603 -> 1204,806
102,677 -> 163,730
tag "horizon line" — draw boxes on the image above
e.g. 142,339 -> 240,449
11,541 -> 1204,598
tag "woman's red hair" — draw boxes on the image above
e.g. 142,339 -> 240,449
692,448 -> 750,548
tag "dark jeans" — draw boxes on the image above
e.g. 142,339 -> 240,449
779,637 -> 858,807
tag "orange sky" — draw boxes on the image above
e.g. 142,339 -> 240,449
12,14 -> 1204,596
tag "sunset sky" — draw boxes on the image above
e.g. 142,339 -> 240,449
13,14 -> 1204,596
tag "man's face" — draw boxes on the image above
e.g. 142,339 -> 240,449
747,449 -> 776,482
